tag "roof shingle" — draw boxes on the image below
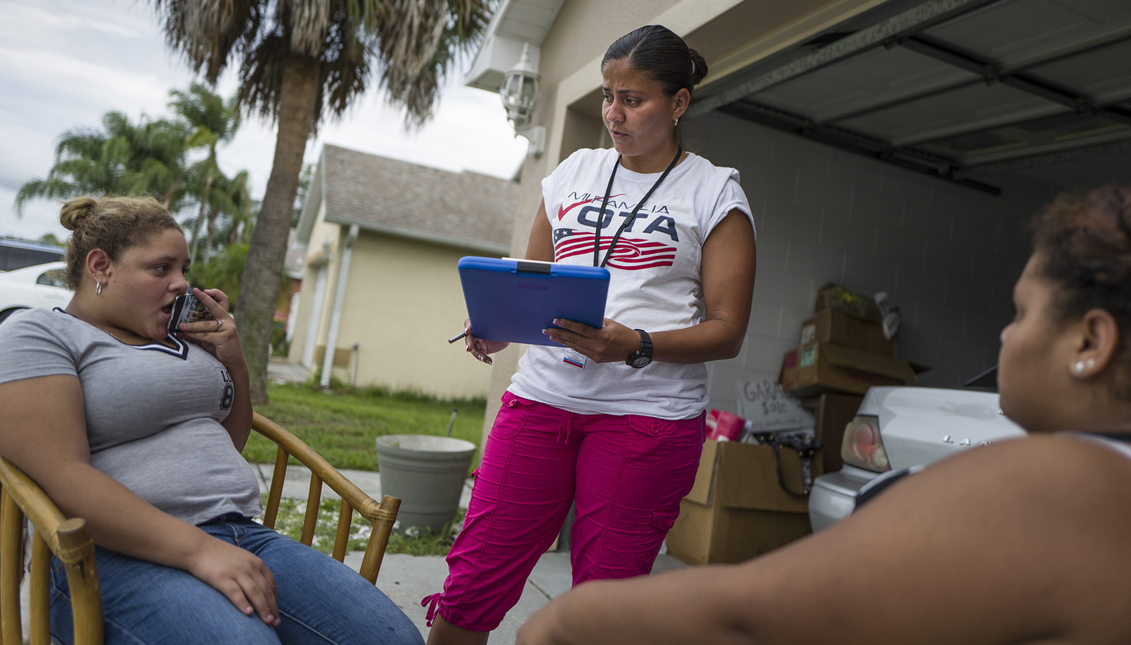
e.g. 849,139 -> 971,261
320,144 -> 519,251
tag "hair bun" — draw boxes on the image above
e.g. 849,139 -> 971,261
60,197 -> 98,231
689,48 -> 708,86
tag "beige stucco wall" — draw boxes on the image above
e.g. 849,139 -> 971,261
288,192 -> 501,400
480,0 -> 894,439
287,205 -> 342,372
326,232 -> 495,399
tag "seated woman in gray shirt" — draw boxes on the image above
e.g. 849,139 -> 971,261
0,196 -> 422,645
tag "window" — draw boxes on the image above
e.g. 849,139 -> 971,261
36,269 -> 68,289
0,243 -> 64,271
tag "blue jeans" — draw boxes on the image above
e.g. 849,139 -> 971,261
49,517 -> 422,645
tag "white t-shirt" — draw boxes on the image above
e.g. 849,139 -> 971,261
509,147 -> 753,419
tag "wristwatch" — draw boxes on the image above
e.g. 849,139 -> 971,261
626,329 -> 653,368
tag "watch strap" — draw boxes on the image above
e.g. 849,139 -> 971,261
635,329 -> 652,354
626,329 -> 653,368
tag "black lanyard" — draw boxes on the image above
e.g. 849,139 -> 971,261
592,146 -> 682,268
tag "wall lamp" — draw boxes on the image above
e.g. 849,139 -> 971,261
500,43 -> 545,158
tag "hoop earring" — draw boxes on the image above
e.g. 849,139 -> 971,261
95,280 -> 102,296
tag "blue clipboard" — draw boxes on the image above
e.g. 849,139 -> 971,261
458,257 -> 610,346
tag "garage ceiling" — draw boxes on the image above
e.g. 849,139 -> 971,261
690,0 -> 1131,193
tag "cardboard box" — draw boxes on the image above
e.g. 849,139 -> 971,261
665,440 -> 820,566
813,283 -> 882,321
800,307 -> 897,357
779,342 -> 917,399
804,392 -> 863,474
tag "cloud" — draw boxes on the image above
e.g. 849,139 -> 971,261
0,0 -> 149,40
0,0 -> 528,240
0,46 -> 185,116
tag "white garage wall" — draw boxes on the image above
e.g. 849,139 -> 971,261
684,111 -> 1060,413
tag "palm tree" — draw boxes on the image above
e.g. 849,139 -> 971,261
169,83 -> 242,264
149,0 -> 492,402
203,170 -> 253,265
16,112 -> 190,213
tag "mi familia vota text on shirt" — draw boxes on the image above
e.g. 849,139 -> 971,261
546,149 -> 749,274
553,194 -> 681,270
508,148 -> 754,420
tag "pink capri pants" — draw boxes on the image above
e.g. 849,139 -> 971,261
422,391 -> 705,632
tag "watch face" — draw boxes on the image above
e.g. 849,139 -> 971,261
629,354 -> 651,368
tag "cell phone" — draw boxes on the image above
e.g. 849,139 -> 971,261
167,290 -> 214,334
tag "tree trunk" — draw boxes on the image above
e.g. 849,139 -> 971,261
238,52 -> 321,404
229,183 -> 251,246
240,182 -> 253,244
162,175 -> 183,210
203,204 -> 217,264
189,170 -> 212,264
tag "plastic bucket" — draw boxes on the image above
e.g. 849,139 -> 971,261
375,435 -> 477,533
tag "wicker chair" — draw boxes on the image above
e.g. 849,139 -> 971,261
0,412 -> 400,645
0,456 -> 101,645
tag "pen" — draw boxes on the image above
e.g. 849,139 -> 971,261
448,331 -> 469,344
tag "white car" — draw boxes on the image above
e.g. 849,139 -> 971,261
808,386 -> 1026,531
0,239 -> 64,272
0,262 -> 72,324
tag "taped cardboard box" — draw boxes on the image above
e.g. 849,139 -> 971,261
800,307 -> 897,357
813,283 -> 882,321
665,440 -> 821,566
779,342 -> 917,399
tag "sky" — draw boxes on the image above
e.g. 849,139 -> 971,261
0,0 -> 529,242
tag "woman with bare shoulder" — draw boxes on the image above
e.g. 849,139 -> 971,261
517,186 -> 1131,645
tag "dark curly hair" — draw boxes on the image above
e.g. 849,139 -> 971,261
60,196 -> 182,290
1032,185 -> 1131,394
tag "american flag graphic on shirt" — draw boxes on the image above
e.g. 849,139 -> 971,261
553,228 -> 677,270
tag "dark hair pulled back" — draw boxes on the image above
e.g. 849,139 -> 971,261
1033,185 -> 1131,395
602,25 -> 708,98
60,195 -> 183,290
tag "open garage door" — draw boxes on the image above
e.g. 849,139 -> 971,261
689,0 -> 1131,194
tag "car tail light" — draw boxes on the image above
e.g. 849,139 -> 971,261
841,415 -> 890,473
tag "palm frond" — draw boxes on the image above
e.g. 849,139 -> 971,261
282,0 -> 332,56
152,0 -> 262,83
238,31 -> 289,122
169,82 -> 242,143
13,178 -> 82,215
377,0 -> 491,125
54,128 -> 107,161
154,0 -> 494,128
185,125 -> 218,150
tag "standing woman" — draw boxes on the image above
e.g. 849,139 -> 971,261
424,25 -> 757,644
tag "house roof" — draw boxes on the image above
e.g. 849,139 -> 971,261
298,144 -> 519,255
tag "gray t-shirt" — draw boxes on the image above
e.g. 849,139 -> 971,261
0,307 -> 261,525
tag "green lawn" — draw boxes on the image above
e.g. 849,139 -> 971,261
245,382 -> 487,471
247,382 -> 486,556
258,495 -> 464,557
